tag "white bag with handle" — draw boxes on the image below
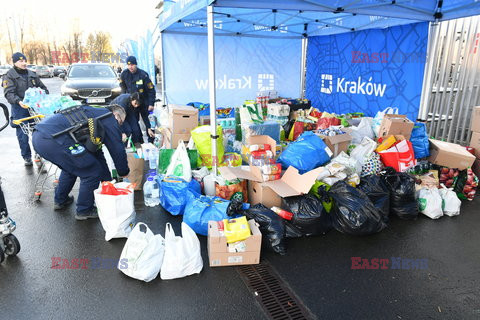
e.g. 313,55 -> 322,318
166,140 -> 192,182
118,222 -> 165,282
418,187 -> 443,219
350,137 -> 377,172
350,117 -> 375,144
94,182 -> 136,241
160,222 -> 203,280
372,107 -> 399,137
439,184 -> 461,216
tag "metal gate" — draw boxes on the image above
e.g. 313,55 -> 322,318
419,15 -> 480,145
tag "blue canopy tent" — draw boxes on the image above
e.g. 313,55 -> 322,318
157,0 -> 480,172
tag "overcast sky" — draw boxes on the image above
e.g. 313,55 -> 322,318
1,0 -> 160,49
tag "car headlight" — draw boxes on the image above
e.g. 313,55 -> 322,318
111,86 -> 122,93
61,85 -> 78,95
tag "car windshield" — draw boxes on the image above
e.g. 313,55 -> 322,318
37,66 -> 47,70
68,65 -> 116,78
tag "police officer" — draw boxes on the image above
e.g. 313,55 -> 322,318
32,105 -> 129,220
120,56 -> 156,141
3,52 -> 49,166
111,92 -> 153,144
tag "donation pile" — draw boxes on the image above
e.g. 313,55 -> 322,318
100,95 -> 480,277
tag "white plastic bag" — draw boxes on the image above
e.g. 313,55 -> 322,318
350,137 -> 377,171
118,223 -> 165,282
94,182 -> 136,241
350,117 -> 375,144
160,222 -> 203,280
418,188 -> 443,219
439,185 -> 461,216
166,141 -> 192,182
372,107 -> 399,137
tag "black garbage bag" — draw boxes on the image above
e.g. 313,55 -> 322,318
382,167 -> 418,220
358,174 -> 390,223
245,204 -> 286,255
329,181 -> 386,235
282,194 -> 333,238
226,199 -> 245,217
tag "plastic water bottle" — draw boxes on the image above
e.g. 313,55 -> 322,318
149,148 -> 158,170
144,177 -> 160,207
148,112 -> 157,129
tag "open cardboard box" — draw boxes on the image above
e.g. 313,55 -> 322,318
208,219 -> 262,267
378,114 -> 414,139
219,165 -> 325,208
428,139 -> 476,170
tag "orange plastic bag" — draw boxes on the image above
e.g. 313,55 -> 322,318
100,181 -> 133,195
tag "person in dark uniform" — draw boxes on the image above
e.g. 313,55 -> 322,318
3,52 -> 49,166
111,92 -> 154,144
119,56 -> 156,142
32,105 -> 129,220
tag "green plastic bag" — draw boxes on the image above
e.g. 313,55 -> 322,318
157,149 -> 200,174
191,125 -> 224,168
309,181 -> 333,213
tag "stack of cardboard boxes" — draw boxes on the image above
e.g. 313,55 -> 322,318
470,106 -> 480,177
164,105 -> 199,148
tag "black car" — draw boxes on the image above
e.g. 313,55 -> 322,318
60,63 -> 121,104
53,66 -> 66,76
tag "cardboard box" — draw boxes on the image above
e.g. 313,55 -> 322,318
428,139 -> 476,170
241,135 -> 277,164
208,219 -> 262,267
378,114 -> 414,139
169,104 -> 198,134
164,128 -> 190,148
469,131 -> 480,159
470,106 -> 480,133
219,165 -> 325,208
248,181 -> 282,208
317,132 -> 352,157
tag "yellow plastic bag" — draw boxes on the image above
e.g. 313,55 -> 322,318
223,216 -> 251,244
376,135 -> 397,152
191,125 -> 224,169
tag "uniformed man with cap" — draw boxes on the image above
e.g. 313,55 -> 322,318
119,56 -> 156,143
32,104 -> 129,220
2,52 -> 49,166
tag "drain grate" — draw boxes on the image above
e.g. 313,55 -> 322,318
237,263 -> 314,320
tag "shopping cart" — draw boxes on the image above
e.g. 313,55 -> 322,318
0,103 -> 21,262
12,103 -> 60,201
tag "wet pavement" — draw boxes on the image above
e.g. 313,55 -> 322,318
1,78 -> 480,319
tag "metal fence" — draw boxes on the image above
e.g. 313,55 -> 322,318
419,16 -> 480,145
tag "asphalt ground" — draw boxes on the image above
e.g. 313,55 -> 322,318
0,78 -> 479,320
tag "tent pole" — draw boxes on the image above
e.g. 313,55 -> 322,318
159,31 -> 166,105
207,5 -> 218,175
300,37 -> 308,99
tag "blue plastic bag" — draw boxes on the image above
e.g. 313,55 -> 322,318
278,131 -> 331,173
158,176 -> 201,216
410,122 -> 430,159
187,102 -> 210,118
183,191 -> 231,236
